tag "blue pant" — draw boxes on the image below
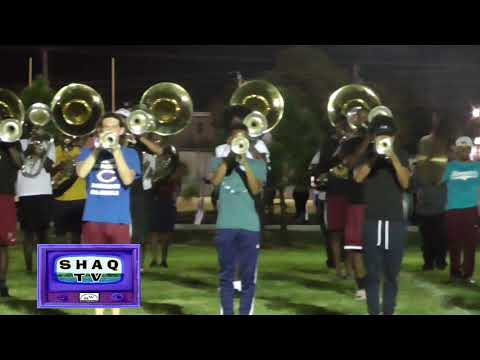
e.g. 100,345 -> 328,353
215,229 -> 260,315
363,220 -> 407,315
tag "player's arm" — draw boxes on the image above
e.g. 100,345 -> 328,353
112,148 -> 136,186
7,143 -> 23,169
211,162 -> 228,187
77,149 -> 101,179
387,149 -> 411,190
137,136 -> 164,156
354,155 -> 376,184
239,155 -> 263,195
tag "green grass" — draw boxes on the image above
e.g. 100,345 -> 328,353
1,231 -> 480,315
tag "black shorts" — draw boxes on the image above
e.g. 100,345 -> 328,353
150,197 -> 176,234
18,195 -> 52,232
54,199 -> 85,235
131,189 -> 152,243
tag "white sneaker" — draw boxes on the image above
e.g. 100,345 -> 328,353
355,289 -> 367,301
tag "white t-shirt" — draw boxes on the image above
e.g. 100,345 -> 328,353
142,152 -> 156,191
16,139 -> 56,197
215,139 -> 271,163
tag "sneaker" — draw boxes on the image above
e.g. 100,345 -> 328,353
464,278 -> 476,286
160,261 -> 168,269
355,289 -> 367,301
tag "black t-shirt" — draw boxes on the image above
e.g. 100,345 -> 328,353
341,137 -> 366,204
130,143 -> 151,196
0,142 -> 21,195
362,145 -> 410,221
316,136 -> 350,195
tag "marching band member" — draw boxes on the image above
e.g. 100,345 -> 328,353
76,112 -> 141,315
442,136 -> 480,284
0,141 -> 23,297
354,115 -> 411,315
52,136 -> 86,245
16,127 -> 55,273
315,125 -> 351,278
149,145 -> 186,269
209,123 -> 267,315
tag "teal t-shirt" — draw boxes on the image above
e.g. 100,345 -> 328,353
442,161 -> 480,211
210,158 -> 267,232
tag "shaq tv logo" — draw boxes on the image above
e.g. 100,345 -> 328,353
55,256 -> 123,284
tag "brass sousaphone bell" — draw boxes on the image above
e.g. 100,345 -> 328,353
328,84 -> 382,139
127,83 -> 193,183
230,80 -> 285,138
126,82 -> 193,136
51,83 -> 105,138
0,88 -> 25,143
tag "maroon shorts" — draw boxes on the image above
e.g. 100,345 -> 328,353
325,195 -> 349,232
81,223 -> 131,245
344,204 -> 366,251
0,195 -> 17,247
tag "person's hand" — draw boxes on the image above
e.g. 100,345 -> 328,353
238,154 -> 249,167
223,152 -> 237,175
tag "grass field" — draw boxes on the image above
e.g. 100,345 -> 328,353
1,231 -> 480,315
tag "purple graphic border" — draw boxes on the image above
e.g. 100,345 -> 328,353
37,244 -> 141,309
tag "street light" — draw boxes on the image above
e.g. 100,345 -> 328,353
472,107 -> 480,119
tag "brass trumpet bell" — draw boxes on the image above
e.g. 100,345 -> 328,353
99,131 -> 119,150
139,83 -> 193,136
51,83 -> 105,137
27,103 -> 52,127
230,80 -> 284,137
231,134 -> 250,155
126,108 -> 157,136
375,136 -> 394,157
328,84 -> 381,132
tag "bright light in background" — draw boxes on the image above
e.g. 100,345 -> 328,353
471,139 -> 480,160
473,108 -> 480,119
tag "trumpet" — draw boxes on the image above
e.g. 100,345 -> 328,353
231,133 -> 250,156
375,136 -> 394,157
98,131 -> 119,150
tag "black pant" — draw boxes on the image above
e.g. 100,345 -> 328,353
315,198 -> 335,267
293,191 -> 309,219
417,213 -> 447,269
364,220 -> 407,315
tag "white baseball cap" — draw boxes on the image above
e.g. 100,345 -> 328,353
115,108 -> 131,118
456,136 -> 473,148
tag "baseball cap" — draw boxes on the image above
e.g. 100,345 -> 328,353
370,115 -> 397,136
455,136 -> 473,148
115,108 -> 131,119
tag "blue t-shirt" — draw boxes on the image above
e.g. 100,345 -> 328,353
442,161 -> 480,211
78,148 -> 142,225
210,158 -> 267,232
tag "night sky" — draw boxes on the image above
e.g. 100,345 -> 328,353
1,45 -> 480,113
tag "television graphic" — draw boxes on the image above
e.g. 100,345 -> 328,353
37,245 -> 141,309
